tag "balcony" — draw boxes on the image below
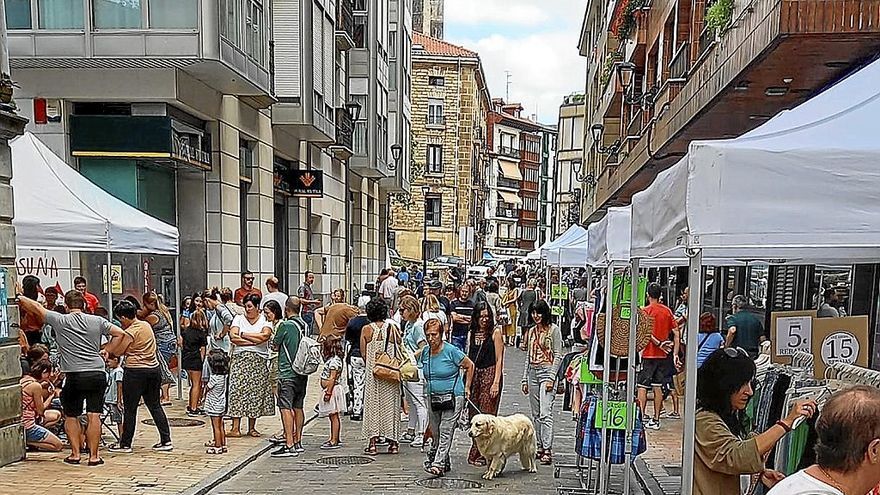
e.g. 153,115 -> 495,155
599,75 -> 623,119
497,177 -> 520,190
336,0 -> 355,51
520,209 -> 538,222
496,207 -> 520,219
497,146 -> 520,159
590,0 -> 880,214
495,238 -> 519,249
7,2 -> 273,107
669,42 -> 690,82
272,102 -> 336,145
330,107 -> 354,159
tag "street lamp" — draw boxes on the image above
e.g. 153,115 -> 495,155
617,62 -> 635,91
345,101 -> 362,122
591,123 -> 621,156
422,185 -> 431,279
388,143 -> 403,170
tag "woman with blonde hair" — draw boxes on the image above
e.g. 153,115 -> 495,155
421,294 -> 448,330
141,291 -> 177,405
399,295 -> 428,448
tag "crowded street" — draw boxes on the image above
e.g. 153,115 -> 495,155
1,0 -> 880,494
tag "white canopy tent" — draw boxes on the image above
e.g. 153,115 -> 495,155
526,224 -> 588,263
11,132 -> 184,397
628,58 -> 880,495
12,132 -> 180,255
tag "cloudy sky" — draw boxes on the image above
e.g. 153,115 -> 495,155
444,0 -> 586,124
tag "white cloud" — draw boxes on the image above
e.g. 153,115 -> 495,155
444,0 -> 550,27
449,31 -> 586,124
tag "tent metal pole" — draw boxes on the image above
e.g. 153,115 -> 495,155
623,257 -> 640,494
105,252 -> 113,312
681,250 -> 703,495
175,255 -> 182,401
598,261 -> 615,495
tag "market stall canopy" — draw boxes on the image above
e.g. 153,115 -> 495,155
546,229 -> 589,267
11,132 -> 180,255
587,206 -> 631,266
632,57 -> 880,265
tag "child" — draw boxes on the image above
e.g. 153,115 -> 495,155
317,338 -> 345,450
204,349 -> 230,454
105,355 -> 124,438
180,309 -> 209,416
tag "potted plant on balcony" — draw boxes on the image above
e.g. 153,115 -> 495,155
705,0 -> 734,39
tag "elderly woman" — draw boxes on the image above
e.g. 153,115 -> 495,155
419,318 -> 474,476
399,295 -> 428,448
466,301 -> 505,466
694,348 -> 816,495
227,293 -> 275,438
522,300 -> 563,465
360,298 -> 403,455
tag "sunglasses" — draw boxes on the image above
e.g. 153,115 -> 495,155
723,347 -> 748,358
244,277 -> 255,281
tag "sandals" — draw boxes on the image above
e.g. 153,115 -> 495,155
247,430 -> 262,438
535,448 -> 545,460
468,458 -> 487,467
226,431 -> 242,438
63,456 -> 81,465
206,446 -> 225,455
387,443 -> 399,455
364,444 -> 378,455
539,451 -> 553,465
87,458 -> 105,466
424,465 -> 444,477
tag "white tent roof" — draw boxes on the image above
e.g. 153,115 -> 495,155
546,229 -> 589,267
527,224 -> 587,262
631,58 -> 880,265
12,132 -> 180,255
587,206 -> 631,266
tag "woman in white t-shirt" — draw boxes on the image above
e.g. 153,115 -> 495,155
226,293 -> 274,438
421,294 -> 448,333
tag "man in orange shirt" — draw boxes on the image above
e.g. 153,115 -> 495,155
637,283 -> 677,430
233,271 -> 262,304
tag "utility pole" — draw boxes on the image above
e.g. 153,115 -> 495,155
505,71 -> 512,101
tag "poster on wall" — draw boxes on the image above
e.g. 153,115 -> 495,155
811,316 -> 869,379
102,264 -> 123,294
15,249 -> 73,293
770,310 -> 818,364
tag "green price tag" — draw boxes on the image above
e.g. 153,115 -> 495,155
579,366 -> 602,385
594,400 -> 629,430
620,307 -> 632,320
551,284 -> 569,300
551,305 -> 564,316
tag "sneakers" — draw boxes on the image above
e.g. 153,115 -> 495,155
152,442 -> 174,452
108,443 -> 133,454
268,434 -> 286,445
293,442 -> 305,453
320,441 -> 341,450
401,432 -> 415,443
665,412 -> 681,420
186,407 -> 202,417
645,418 -> 661,430
411,438 -> 424,449
270,446 -> 299,458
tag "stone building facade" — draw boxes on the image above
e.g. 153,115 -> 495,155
390,33 -> 489,264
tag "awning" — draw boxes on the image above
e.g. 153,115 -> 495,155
498,190 -> 522,206
498,160 -> 523,181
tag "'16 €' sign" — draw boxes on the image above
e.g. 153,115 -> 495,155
594,400 -> 629,431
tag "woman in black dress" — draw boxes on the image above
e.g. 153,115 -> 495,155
179,309 -> 208,416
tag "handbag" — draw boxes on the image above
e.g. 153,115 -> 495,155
427,350 -> 459,412
399,323 -> 420,383
156,350 -> 175,385
373,323 -> 402,384
595,279 -> 655,357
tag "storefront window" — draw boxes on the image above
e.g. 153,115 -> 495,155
5,0 -> 32,29
94,0 -> 143,29
149,0 -> 197,28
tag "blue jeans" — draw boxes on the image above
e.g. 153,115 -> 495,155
302,312 -> 315,335
450,334 -> 467,352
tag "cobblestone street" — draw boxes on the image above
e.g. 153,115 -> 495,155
211,348 -> 646,495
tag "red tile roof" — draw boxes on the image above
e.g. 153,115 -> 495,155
413,32 -> 478,58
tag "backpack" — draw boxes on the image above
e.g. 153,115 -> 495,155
288,319 -> 322,375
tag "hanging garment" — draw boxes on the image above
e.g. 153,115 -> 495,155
575,395 -> 647,463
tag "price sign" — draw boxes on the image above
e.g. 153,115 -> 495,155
594,400 -> 628,430
770,311 -> 817,364
811,316 -> 869,378
551,284 -> 569,300
551,305 -> 564,316
774,315 -> 812,357
580,365 -> 602,385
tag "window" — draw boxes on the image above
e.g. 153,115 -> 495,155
428,76 -> 445,87
353,14 -> 366,48
426,144 -> 442,174
388,231 -> 396,250
220,0 -> 239,44
6,0 -> 31,28
38,0 -> 84,28
428,99 -> 444,125
425,195 -> 441,227
239,139 -> 256,181
150,0 -> 197,28
424,241 -> 442,261
94,0 -> 143,29
246,0 -> 265,64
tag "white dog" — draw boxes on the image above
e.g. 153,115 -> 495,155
468,413 -> 538,480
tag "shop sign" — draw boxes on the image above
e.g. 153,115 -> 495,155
594,400 -> 629,430
811,316 -> 869,378
102,264 -> 123,295
770,310 -> 817,364
290,170 -> 324,198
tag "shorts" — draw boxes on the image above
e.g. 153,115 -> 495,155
157,340 -> 177,362
277,375 -> 308,410
106,403 -> 123,423
25,424 -> 51,443
637,358 -> 673,389
61,371 -> 107,417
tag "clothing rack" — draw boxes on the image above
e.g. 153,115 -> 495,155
790,351 -> 814,371
826,362 -> 880,386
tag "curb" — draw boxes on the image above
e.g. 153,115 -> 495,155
632,458 -> 665,495
182,413 -> 319,495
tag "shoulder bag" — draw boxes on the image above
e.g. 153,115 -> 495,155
373,323 -> 403,384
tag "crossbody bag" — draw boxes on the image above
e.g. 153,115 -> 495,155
427,349 -> 460,412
